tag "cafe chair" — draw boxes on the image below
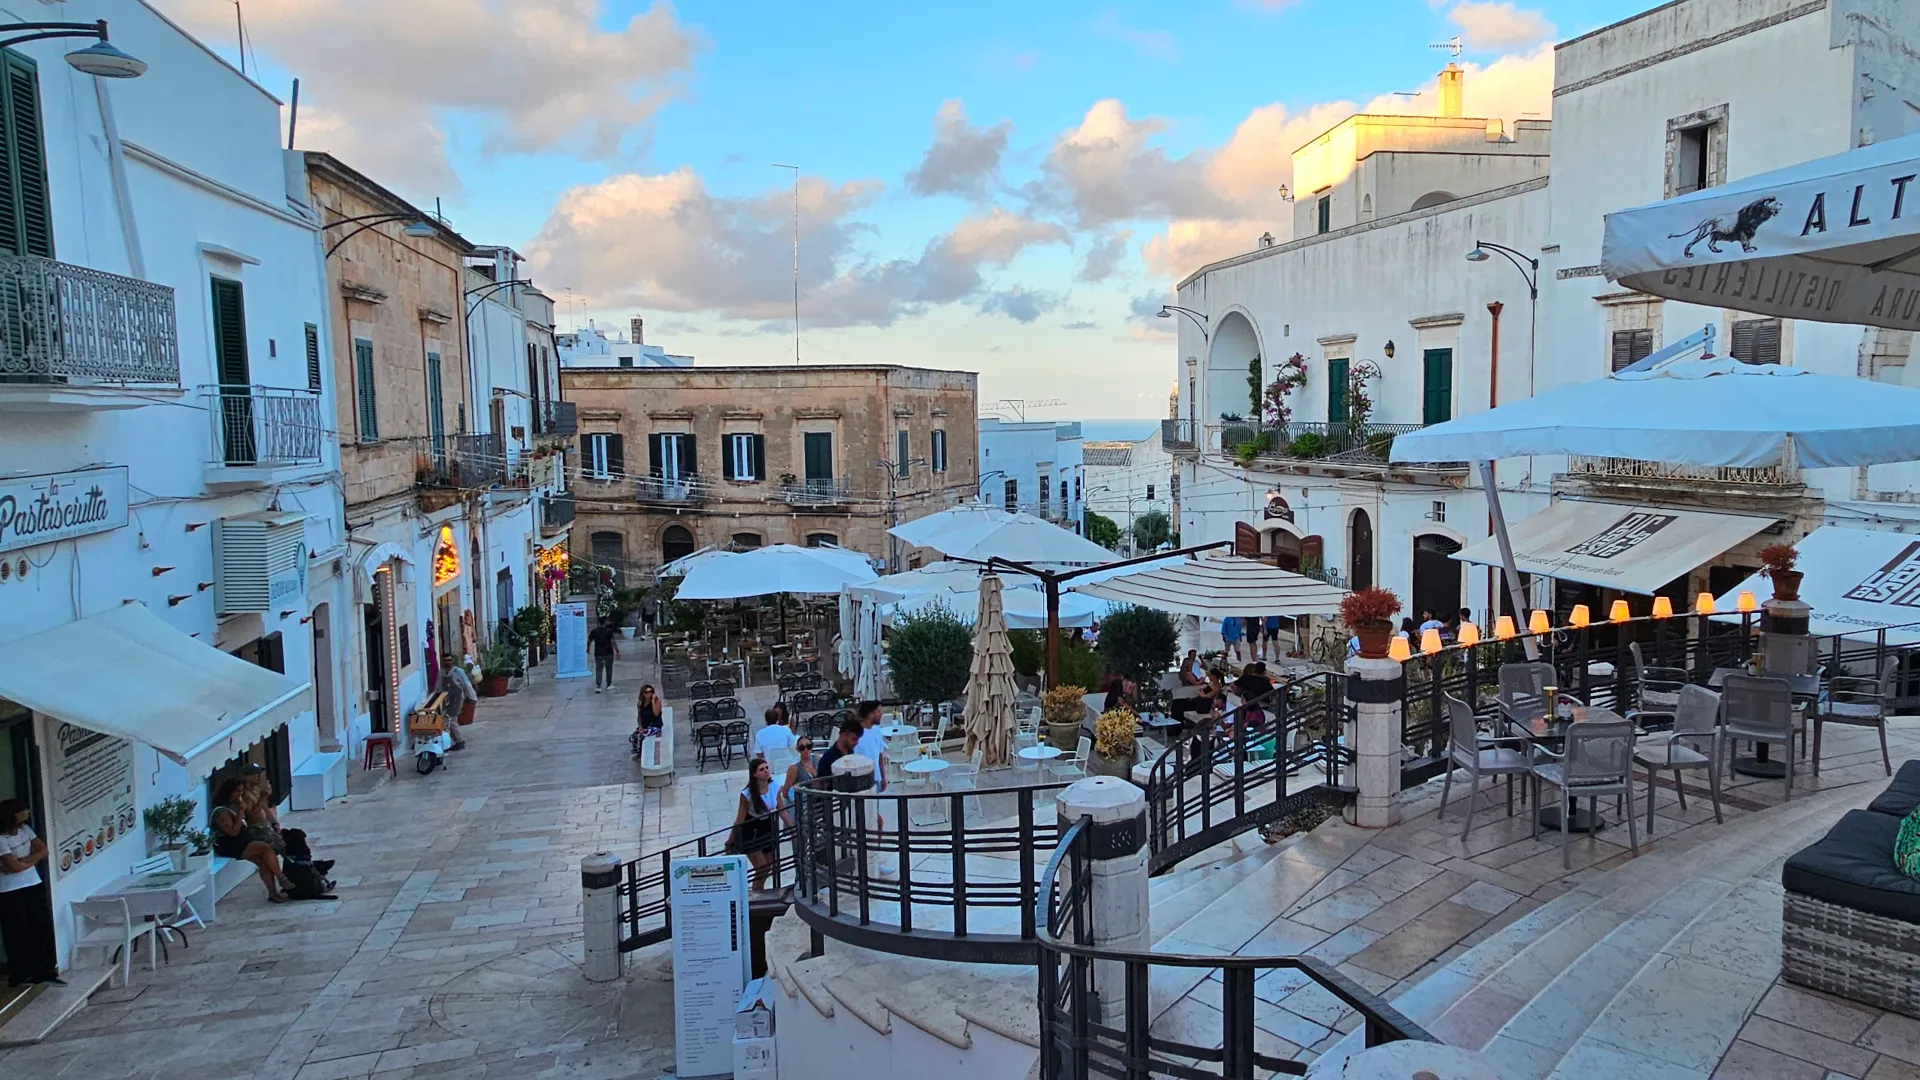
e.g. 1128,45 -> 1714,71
1628,642 -> 1689,725
1530,718 -> 1639,869
70,897 -> 157,987
1814,666 -> 1895,777
1498,662 -> 1556,728
1051,736 -> 1092,781
1437,693 -> 1531,842
943,747 -> 986,822
1722,673 -> 1799,800
1633,684 -> 1723,833
695,724 -> 726,771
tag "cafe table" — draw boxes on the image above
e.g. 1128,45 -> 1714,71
89,863 -> 213,961
1504,700 -> 1634,834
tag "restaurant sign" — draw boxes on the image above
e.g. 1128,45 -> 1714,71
0,466 -> 129,554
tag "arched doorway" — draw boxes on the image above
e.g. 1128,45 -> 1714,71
1348,509 -> 1374,592
660,525 -> 694,565
590,530 -> 625,583
1207,310 -> 1263,426
731,532 -> 763,549
1411,533 -> 1464,623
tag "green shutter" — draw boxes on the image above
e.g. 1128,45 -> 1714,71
804,431 -> 832,480
354,338 -> 378,439
0,50 -> 51,258
426,351 -> 445,453
1422,348 -> 1453,425
305,323 -> 322,391
1327,358 -> 1349,425
210,278 -> 250,386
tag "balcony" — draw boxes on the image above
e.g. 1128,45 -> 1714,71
415,433 -> 507,510
201,385 -> 328,486
1162,418 -> 1197,453
534,399 -> 577,438
1215,421 -> 1459,472
0,256 -> 181,411
1565,455 -> 1801,493
540,493 -> 575,536
636,474 -> 712,505
778,477 -> 854,506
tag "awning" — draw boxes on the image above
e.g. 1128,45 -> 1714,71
1070,553 -> 1348,619
1713,525 -> 1920,645
1453,499 -> 1775,596
0,604 -> 311,780
1255,518 -> 1306,540
356,540 -> 416,602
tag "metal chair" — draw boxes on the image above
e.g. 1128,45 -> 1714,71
694,724 -> 726,771
1436,693 -> 1531,842
1814,665 -> 1895,777
1530,717 -> 1639,868
1051,736 -> 1091,781
1628,641 -> 1689,724
70,897 -> 157,987
1633,684 -> 1723,833
1722,673 -> 1798,800
723,720 -> 751,766
689,699 -> 718,726
1498,662 -> 1556,728
715,698 -> 746,722
1012,730 -> 1040,776
943,747 -> 986,821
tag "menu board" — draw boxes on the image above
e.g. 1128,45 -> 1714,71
553,601 -> 589,679
50,723 -> 137,876
670,856 -> 750,1078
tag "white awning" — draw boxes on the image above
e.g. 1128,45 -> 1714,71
0,604 -> 311,781
1453,500 -> 1775,596
356,540 -> 416,602
1713,525 -> 1920,645
1070,553 -> 1348,619
1255,518 -> 1306,540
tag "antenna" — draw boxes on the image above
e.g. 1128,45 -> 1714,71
1432,35 -> 1462,58
773,164 -> 800,366
984,398 -> 1065,423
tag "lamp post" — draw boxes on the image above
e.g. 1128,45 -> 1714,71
3,20 -> 146,77
324,212 -> 439,257
975,469 -> 1007,505
1086,485 -> 1154,555
878,457 -> 929,572
1157,305 -> 1210,341
1465,240 -> 1543,658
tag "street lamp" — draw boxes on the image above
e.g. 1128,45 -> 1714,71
877,457 -> 929,571
1464,241 -> 1538,300
2,20 -> 146,78
1465,238 -> 1542,658
1157,305 -> 1210,342
324,211 -> 439,257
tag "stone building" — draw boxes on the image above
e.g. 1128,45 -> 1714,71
560,364 -> 979,575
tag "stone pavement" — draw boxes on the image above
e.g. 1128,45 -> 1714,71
0,649 -> 747,1080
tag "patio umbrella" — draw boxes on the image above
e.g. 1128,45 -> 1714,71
674,543 -> 878,600
655,544 -> 734,581
888,503 -> 1016,552
1602,131 -> 1920,331
1071,552 -> 1350,619
961,574 -> 1019,768
891,505 -> 1114,567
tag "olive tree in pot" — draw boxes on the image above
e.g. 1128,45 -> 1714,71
142,794 -> 198,871
1098,606 -> 1178,692
1758,543 -> 1802,602
1342,586 -> 1403,660
885,604 -> 973,718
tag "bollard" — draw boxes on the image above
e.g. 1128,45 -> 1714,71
581,851 -> 623,983
1057,776 -> 1150,1025
830,753 -> 893,879
1346,656 -> 1405,829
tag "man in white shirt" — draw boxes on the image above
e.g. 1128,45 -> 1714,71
752,707 -> 796,757
852,700 -> 889,791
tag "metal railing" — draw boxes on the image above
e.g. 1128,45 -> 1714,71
201,385 -> 324,467
778,477 -> 854,505
0,256 -> 179,385
540,493 -> 574,532
414,432 -> 506,490
1566,455 -> 1800,487
1161,419 -> 1197,452
636,474 -> 712,504
615,820 -> 799,954
1037,817 -> 1435,1078
534,399 -> 577,437
1216,421 -> 1427,464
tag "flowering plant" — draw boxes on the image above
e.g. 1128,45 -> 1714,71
1340,586 -> 1402,628
1347,360 -> 1383,433
1757,543 -> 1799,577
1263,353 -> 1310,428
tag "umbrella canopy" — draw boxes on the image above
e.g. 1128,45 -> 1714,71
889,503 -> 1017,551
891,505 -> 1114,567
656,544 -> 734,580
675,543 -> 879,600
1071,553 -> 1349,619
1388,357 -> 1920,470
961,574 -> 1019,768
891,583 -> 1102,629
1602,132 -> 1920,331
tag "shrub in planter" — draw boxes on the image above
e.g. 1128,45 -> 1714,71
1009,629 -> 1045,677
478,641 -> 518,696
1341,586 -> 1403,659
1042,685 -> 1088,750
1288,431 -> 1329,459
885,603 -> 973,709
143,794 -> 197,870
1057,643 -> 1106,697
1758,542 -> 1803,601
1099,606 -> 1178,688
1091,707 -> 1138,777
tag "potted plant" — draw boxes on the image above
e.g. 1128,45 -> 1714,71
1090,707 -> 1138,777
513,605 -> 550,664
1341,586 -> 1403,659
884,604 -> 973,715
1758,543 -> 1802,601
1042,685 -> 1088,750
184,829 -> 212,871
1098,606 -> 1177,689
478,641 -> 517,696
142,794 -> 198,871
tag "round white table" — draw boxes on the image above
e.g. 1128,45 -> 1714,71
1017,744 -> 1063,762
903,757 -> 949,776
876,724 -> 918,740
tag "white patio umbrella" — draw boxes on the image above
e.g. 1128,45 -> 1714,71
656,544 -> 734,580
1603,131 -> 1920,331
1071,552 -> 1350,619
674,543 -> 879,600
890,506 -> 1114,567
961,574 -> 1019,768
888,503 -> 1016,552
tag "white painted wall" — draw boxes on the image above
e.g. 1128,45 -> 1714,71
977,418 -> 1085,528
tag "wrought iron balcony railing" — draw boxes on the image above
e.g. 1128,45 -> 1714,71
778,477 -> 854,505
540,493 -> 574,533
534,399 -> 576,437
1566,455 -> 1800,487
202,385 -> 325,467
0,256 -> 180,385
415,433 -> 506,491
635,474 -> 712,504
1161,418 -> 1196,452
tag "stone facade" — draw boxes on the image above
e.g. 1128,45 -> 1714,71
560,364 -> 979,573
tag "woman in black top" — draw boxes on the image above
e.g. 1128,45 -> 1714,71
632,685 -> 664,757
731,758 -> 779,891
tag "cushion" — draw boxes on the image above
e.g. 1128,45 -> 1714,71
1901,810 -> 1920,880
1868,761 -> 1920,819
1782,810 -> 1920,923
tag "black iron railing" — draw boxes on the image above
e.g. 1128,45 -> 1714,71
1036,818 -> 1435,1079
540,493 -> 574,532
614,819 -> 798,954
535,399 -> 577,437
1161,419 -> 1196,452
635,474 -> 712,504
414,433 -> 506,490
778,478 -> 854,505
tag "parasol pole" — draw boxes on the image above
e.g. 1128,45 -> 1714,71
1480,460 -> 1538,661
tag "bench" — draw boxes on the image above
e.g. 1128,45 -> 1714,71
641,706 -> 676,788
290,751 -> 347,811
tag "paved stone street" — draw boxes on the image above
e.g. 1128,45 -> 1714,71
0,648 -> 746,1080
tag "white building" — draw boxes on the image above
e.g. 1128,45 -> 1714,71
1083,435 -> 1177,553
0,1 -> 348,965
556,317 -> 693,368
978,418 -> 1085,530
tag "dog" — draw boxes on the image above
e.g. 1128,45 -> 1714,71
279,828 -> 338,901
1670,196 -> 1782,258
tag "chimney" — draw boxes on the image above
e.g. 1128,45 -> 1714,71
630,317 -> 645,345
1437,63 -> 1464,118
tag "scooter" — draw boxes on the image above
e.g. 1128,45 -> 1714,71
407,713 -> 453,774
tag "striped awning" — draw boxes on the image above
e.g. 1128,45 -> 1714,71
1069,554 -> 1348,619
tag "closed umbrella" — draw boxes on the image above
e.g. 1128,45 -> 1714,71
962,574 -> 1019,769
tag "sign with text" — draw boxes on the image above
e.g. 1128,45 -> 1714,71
670,855 -> 751,1078
50,723 -> 136,877
553,601 -> 589,679
0,467 -> 128,554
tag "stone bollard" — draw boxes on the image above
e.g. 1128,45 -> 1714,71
1346,655 -> 1405,829
830,753 -> 896,880
581,851 -> 623,983
1057,776 -> 1150,1025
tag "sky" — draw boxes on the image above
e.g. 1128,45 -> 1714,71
159,0 -> 1651,421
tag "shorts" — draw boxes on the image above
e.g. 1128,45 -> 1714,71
213,831 -> 254,859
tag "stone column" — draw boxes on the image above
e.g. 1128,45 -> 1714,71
580,851 -> 623,982
1057,776 -> 1149,1025
1346,656 -> 1405,829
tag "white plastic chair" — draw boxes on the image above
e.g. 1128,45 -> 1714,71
1051,736 -> 1091,781
70,897 -> 157,987
942,747 -> 986,821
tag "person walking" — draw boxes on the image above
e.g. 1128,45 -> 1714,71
588,616 -> 620,693
438,655 -> 474,751
0,798 -> 59,987
1221,616 -> 1244,663
639,598 -> 656,638
729,758 -> 780,892
1244,613 -> 1267,661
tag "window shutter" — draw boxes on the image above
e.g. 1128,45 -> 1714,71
425,351 -> 445,450
1731,319 -> 1782,364
2,51 -> 51,258
606,434 -> 625,479
805,431 -> 832,480
355,339 -> 378,439
581,434 -> 595,470
211,278 -> 250,386
897,430 -> 910,477
1327,358 -> 1349,425
750,434 -> 765,481
305,323 -> 322,391
1422,349 -> 1452,425
647,433 -> 664,478
682,435 -> 696,478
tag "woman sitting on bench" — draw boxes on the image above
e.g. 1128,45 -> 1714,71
211,778 -> 288,903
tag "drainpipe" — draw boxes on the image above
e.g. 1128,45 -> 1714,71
1485,301 -> 1503,626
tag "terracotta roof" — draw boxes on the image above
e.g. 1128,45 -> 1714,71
1083,442 -> 1133,466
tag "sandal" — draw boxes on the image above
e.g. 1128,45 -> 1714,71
266,893 -> 286,903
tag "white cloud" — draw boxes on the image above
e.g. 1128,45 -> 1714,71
1447,2 -> 1556,52
907,100 -> 1012,199
156,0 -> 699,200
979,287 -> 1063,323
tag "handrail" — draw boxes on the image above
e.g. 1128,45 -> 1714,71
614,817 -> 797,954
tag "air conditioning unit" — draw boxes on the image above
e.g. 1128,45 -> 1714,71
213,512 -> 309,615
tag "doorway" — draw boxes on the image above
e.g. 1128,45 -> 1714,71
364,589 -> 391,734
0,700 -> 50,1007
1348,509 -> 1374,592
311,603 -> 337,750
1412,534 -> 1464,625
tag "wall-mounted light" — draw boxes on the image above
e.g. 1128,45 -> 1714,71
1383,340 -> 1396,359
167,594 -> 191,606
197,581 -> 214,591
151,565 -> 175,576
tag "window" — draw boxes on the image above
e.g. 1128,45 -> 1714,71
1422,348 -> 1453,425
1315,193 -> 1331,235
525,342 -> 541,424
647,432 -> 693,479
661,525 -> 695,564
1146,483 -> 1155,501
305,323 -> 322,392
0,49 -> 52,258
211,278 -> 254,464
582,432 -> 624,479
1611,329 -> 1654,372
805,532 -> 838,548
731,532 -> 763,549
1327,357 -> 1350,425
1003,478 -> 1018,513
803,431 -> 833,481
931,429 -> 947,473
617,356 -> 634,368
1061,478 -> 1069,507
426,350 -> 445,454
1730,318 -> 1783,365
1039,474 -> 1050,510
896,430 -> 910,477
354,338 -> 377,440
1169,473 -> 1180,502
590,531 -> 624,579
1665,107 -> 1728,198
725,433 -> 765,482
1431,500 -> 1446,524
1074,476 -> 1081,503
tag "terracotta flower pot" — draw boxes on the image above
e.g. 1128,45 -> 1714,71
1353,623 -> 1394,660
457,699 -> 477,725
479,674 -> 510,697
1770,570 -> 1804,602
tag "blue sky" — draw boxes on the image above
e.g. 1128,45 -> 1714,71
166,0 -> 1651,419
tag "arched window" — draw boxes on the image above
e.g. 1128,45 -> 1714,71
661,525 -> 695,564
1409,190 -> 1459,212
732,532 -> 763,549
591,531 -> 624,582
1362,194 -> 1373,218
1348,509 -> 1374,592
805,533 -> 838,548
